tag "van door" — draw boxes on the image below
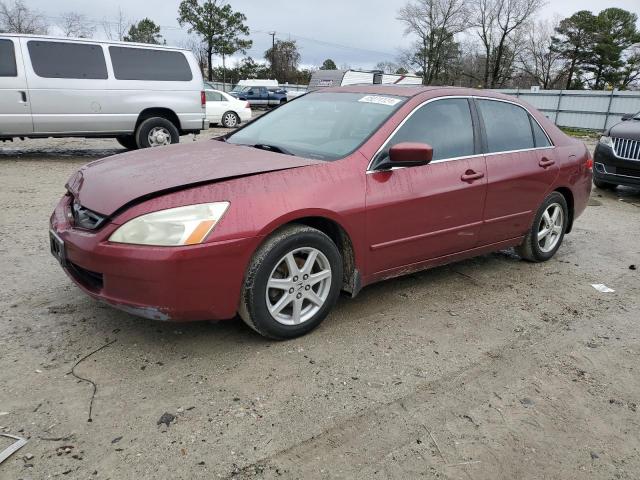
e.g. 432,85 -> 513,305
20,38 -> 110,134
0,37 -> 33,135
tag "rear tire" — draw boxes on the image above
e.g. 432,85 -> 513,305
239,225 -> 343,340
516,192 -> 568,262
135,117 -> 179,149
221,111 -> 239,128
116,135 -> 138,150
593,178 -> 617,190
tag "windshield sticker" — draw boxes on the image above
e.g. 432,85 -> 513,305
358,95 -> 402,106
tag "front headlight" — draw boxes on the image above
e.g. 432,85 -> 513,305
599,136 -> 613,148
109,202 -> 230,246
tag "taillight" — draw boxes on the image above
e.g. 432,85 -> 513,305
201,91 -> 206,108
586,152 -> 593,170
245,101 -> 250,109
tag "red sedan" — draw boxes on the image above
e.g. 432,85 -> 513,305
50,86 -> 593,339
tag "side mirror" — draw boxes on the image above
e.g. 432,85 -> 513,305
378,142 -> 433,170
621,113 -> 633,121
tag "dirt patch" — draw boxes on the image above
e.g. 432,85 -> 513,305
1,135 -> 639,479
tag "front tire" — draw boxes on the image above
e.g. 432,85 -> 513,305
135,117 -> 179,149
239,225 -> 343,340
516,192 -> 568,262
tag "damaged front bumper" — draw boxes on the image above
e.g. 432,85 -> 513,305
49,195 -> 257,322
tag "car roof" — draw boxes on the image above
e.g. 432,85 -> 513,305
0,33 -> 189,51
318,84 -> 519,102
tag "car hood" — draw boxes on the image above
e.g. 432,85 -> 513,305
67,140 -> 322,216
608,120 -> 640,140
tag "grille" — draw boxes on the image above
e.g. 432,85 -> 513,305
67,262 -> 104,291
615,167 -> 640,178
613,137 -> 640,160
72,200 -> 106,230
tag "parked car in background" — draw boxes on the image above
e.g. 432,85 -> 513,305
50,85 -> 592,339
285,69 -> 424,101
230,86 -> 288,107
0,34 -> 206,149
205,89 -> 252,128
231,79 -> 278,92
593,111 -> 640,189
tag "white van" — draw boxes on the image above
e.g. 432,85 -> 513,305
0,34 -> 206,149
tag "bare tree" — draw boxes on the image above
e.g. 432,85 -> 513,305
620,44 -> 640,90
397,0 -> 469,84
471,0 -> 545,88
375,61 -> 402,74
518,18 -> 565,89
58,12 -> 95,38
180,36 -> 209,76
0,0 -> 48,34
102,8 -> 130,41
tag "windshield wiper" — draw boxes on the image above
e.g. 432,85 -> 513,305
252,144 -> 293,155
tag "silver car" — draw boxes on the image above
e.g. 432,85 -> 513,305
0,34 -> 207,149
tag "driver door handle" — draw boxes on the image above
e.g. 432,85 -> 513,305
461,170 -> 485,182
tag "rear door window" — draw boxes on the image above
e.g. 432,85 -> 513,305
109,47 -> 192,81
380,98 -> 476,162
477,99 -> 535,153
0,39 -> 17,77
27,41 -> 108,79
530,117 -> 551,148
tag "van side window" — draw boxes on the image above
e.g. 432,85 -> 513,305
27,41 -> 108,79
0,39 -> 17,77
109,47 -> 193,81
477,99 -> 535,153
530,116 -> 551,148
377,98 -> 475,165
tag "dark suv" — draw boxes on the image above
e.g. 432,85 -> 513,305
593,111 -> 640,189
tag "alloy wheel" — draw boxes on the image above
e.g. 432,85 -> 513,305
223,112 -> 238,127
537,203 -> 564,253
265,247 -> 332,326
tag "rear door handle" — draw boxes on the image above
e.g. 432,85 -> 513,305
539,157 -> 555,168
19,91 -> 27,103
461,170 -> 485,182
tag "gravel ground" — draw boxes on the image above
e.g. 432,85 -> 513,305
1,133 -> 639,480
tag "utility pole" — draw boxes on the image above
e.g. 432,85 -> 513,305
268,31 -> 276,81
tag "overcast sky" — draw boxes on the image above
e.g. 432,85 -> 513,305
26,0 -> 640,69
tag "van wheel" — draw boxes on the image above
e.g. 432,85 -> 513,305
116,135 -> 138,150
135,117 -> 179,148
516,192 -> 568,262
239,225 -> 343,340
221,111 -> 239,128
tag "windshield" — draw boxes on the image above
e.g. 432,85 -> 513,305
226,92 -> 406,161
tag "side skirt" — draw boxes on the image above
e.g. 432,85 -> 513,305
360,236 -> 524,289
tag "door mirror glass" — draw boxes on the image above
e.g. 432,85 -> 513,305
386,142 -> 433,168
